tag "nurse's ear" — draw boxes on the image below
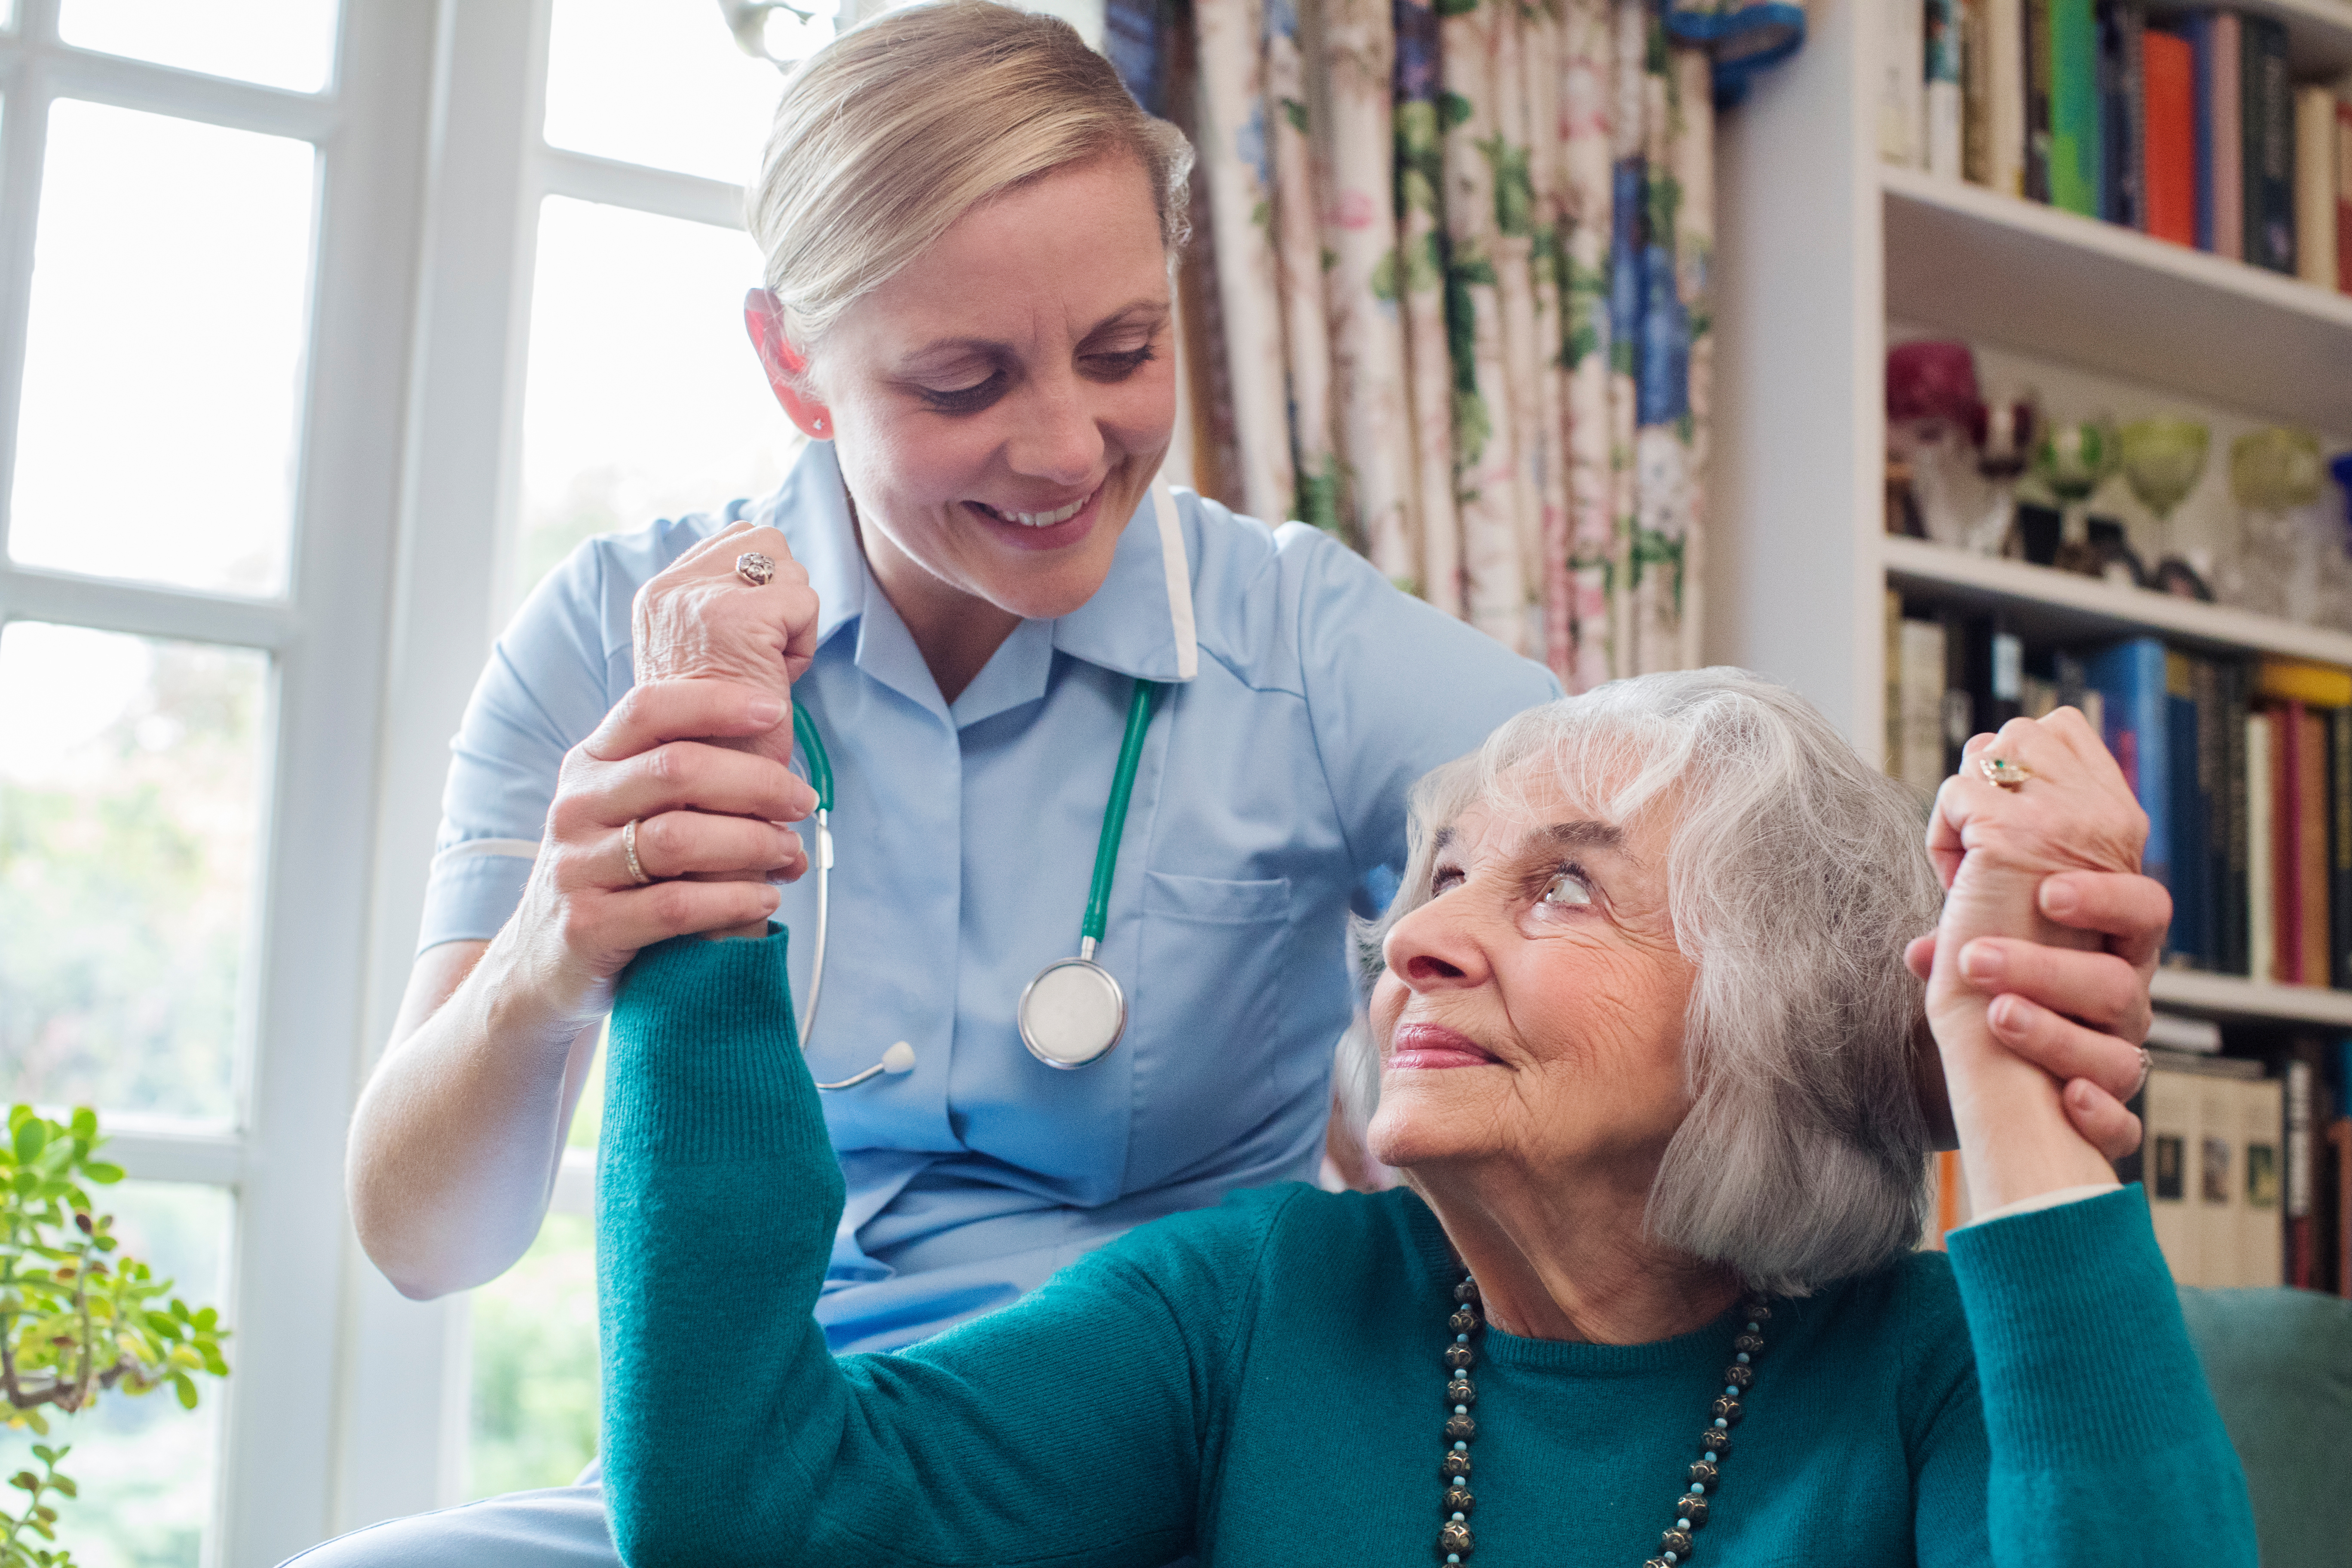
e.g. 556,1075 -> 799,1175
745,288 -> 833,441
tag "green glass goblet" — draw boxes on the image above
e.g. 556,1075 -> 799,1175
2121,418 -> 2210,596
2033,417 -> 2120,575
2230,427 -> 2325,511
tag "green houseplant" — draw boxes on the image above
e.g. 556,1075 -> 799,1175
0,1107 -> 229,1567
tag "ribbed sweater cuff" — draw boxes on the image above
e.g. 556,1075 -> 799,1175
604,927 -> 818,1168
1946,1184 -> 2196,1460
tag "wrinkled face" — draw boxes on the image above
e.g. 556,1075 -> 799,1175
807,151 -> 1175,620
1366,766 -> 1698,1184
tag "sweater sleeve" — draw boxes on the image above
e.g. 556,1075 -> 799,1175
597,928 -> 1256,1568
1929,1185 -> 2257,1568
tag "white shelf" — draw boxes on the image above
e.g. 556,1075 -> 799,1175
2151,968 -> 2352,1026
1881,167 -> 2352,432
1882,534 -> 2352,662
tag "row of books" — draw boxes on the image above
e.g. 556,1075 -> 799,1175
1882,0 -> 2352,293
1927,1037 -> 2350,1293
1886,598 -> 2352,984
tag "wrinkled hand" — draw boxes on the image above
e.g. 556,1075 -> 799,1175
631,520 -> 821,766
1923,709 -> 2155,1210
1903,869 -> 2168,1162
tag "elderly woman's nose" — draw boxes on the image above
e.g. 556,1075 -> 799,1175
1008,377 -> 1107,486
1383,897 -> 1491,991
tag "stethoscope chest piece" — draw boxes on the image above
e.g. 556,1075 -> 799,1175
1017,956 -> 1126,1069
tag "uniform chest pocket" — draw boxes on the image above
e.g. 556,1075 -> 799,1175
1141,871 -> 1292,925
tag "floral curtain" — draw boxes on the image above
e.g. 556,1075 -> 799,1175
1121,0 -> 1803,689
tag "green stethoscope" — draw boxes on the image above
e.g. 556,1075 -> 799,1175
788,677 -> 1166,1089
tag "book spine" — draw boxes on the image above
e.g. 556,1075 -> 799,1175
2300,707 -> 2330,986
1900,618 -> 1949,799
2025,0 -> 2055,199
2222,661 -> 2251,976
2096,2 -> 2147,227
1928,0 -> 1965,176
2049,0 -> 2103,213
2299,88 -> 2341,290
1963,0 -> 1994,184
2199,1076 -> 2239,1286
2122,2 -> 2147,229
2277,702 -> 2300,983
2187,12 -> 2213,248
2166,653 -> 2208,968
2287,1056 -> 2315,1288
2249,710 -> 2274,983
2212,10 -> 2242,260
2245,16 -> 2292,272
2088,639 -> 2173,891
1885,0 -> 1927,167
2242,1075 -> 2285,1288
2339,98 -> 2352,293
2194,656 -> 2223,970
2144,1066 -> 2199,1283
1991,0 -> 2027,195
1885,589 -> 1903,777
2333,706 -> 2352,987
2143,29 -> 2197,244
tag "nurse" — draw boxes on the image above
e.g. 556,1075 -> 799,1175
317,2 -> 2166,1560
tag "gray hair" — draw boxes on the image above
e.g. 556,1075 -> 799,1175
1337,668 -> 1944,1296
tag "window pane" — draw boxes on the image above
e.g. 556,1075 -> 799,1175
542,0 -> 809,183
0,624 -> 269,1125
513,198 -> 798,616
466,1212 -> 597,1500
59,0 -> 339,94
0,1180 -> 232,1568
9,101 -> 315,598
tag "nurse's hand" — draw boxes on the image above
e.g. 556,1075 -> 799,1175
518,677 -> 820,1019
632,519 -> 822,766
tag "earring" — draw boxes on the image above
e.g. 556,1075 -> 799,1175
813,416 -> 826,433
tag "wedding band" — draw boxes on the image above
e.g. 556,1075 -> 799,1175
2131,1045 -> 2152,1099
622,818 -> 651,886
1979,755 -> 2032,790
735,551 -> 775,588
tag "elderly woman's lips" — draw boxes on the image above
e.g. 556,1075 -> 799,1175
1387,1024 -> 1498,1070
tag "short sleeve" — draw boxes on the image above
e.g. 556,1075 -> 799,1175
417,512 -> 723,952
1288,528 -> 1562,894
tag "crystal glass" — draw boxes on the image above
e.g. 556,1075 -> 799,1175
543,0 -> 811,183
0,624 -> 268,1125
2230,427 -> 2325,511
2221,430 -> 2334,625
60,0 -> 339,92
0,1182 -> 231,1567
513,197 -> 791,616
2031,417 -> 2119,572
9,102 -> 315,597
2120,418 -> 2211,595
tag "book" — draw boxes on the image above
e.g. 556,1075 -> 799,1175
2331,706 -> 2352,988
2211,10 -> 2243,260
2086,638 -> 2172,892
2049,0 -> 2103,214
2257,657 -> 2352,708
2331,1114 -> 2352,1295
1990,0 -> 2028,195
2144,28 -> 2197,245
2340,97 -> 2352,292
1899,616 -> 1949,800
2285,1048 -> 2317,1287
2098,0 -> 2146,228
2248,709 -> 2274,982
2165,652 -> 2209,967
2240,15 -> 2293,273
1929,0 -> 1965,177
2218,660 -> 2251,977
1884,589 -> 1902,776
2199,1073 -> 2242,1284
1963,0 -> 1993,183
2298,88 -> 2341,290
2025,0 -> 2055,199
1884,0 -> 1927,168
2241,1073 -> 2285,1287
2182,11 -> 2215,247
2144,1061 -> 2199,1280
2297,706 -> 2331,989
2273,703 -> 2301,983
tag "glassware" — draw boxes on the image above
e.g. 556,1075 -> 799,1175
1885,342 -> 1990,551
1973,394 -> 2040,556
2119,418 -> 2211,598
2221,429 -> 2332,624
2031,417 -> 2119,575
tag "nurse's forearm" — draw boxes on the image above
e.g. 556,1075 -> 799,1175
346,937 -> 603,1299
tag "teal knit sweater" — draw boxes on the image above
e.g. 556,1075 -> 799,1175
597,929 -> 2256,1567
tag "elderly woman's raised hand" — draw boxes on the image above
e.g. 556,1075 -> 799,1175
631,520 -> 821,764
1923,707 -> 2156,1212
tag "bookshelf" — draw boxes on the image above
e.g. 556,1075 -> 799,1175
1709,0 -> 2352,1029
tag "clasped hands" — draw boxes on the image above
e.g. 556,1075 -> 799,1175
1914,707 -> 2166,1215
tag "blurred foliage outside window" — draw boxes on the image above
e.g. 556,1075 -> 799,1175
466,1213 -> 599,1501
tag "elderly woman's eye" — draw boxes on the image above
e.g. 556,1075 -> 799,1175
1540,869 -> 1592,906
1430,867 -> 1464,895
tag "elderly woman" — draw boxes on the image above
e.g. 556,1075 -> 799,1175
593,670 -> 2250,1567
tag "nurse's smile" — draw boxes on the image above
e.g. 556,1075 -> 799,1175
962,479 -> 1107,551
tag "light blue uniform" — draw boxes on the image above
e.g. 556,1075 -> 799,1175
293,441 -> 1554,1563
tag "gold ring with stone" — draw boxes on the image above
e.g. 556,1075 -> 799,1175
735,551 -> 775,588
622,818 -> 652,885
1979,755 -> 2032,791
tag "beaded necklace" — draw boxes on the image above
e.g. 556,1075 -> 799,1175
1433,1274 -> 1771,1567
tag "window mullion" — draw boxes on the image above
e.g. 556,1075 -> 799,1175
0,48 -> 51,564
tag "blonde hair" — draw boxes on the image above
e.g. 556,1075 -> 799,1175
747,0 -> 1194,349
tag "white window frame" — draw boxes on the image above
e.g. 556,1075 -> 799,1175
0,0 -> 438,1560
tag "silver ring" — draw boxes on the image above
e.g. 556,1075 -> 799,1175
2130,1045 -> 2151,1099
735,551 -> 775,588
622,818 -> 651,885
